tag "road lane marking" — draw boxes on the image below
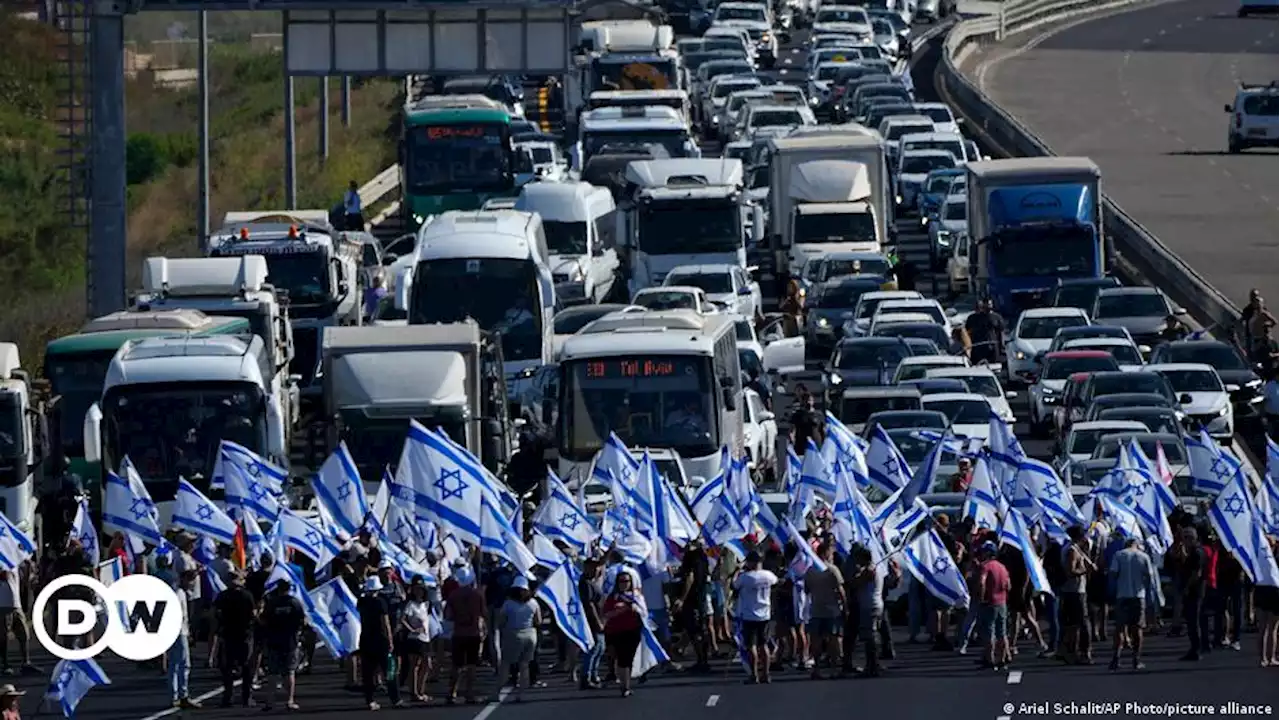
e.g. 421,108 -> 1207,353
707,695 -> 721,707
1007,670 -> 1023,684
473,688 -> 512,720
137,681 -> 241,720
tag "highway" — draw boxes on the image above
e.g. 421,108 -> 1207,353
968,0 -> 1278,310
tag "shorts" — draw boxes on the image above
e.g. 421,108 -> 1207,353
451,636 -> 482,667
265,645 -> 299,676
741,620 -> 770,647
680,605 -> 707,638
1060,592 -> 1087,626
807,616 -> 842,638
606,628 -> 642,667
1257,586 -> 1280,615
980,604 -> 1008,641
709,583 -> 726,614
1113,598 -> 1145,629
501,629 -> 538,666
402,638 -> 429,656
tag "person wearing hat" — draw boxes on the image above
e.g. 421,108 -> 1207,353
0,682 -> 24,720
400,577 -> 434,702
975,541 -> 1012,670
259,578 -> 305,711
213,569 -> 256,708
496,575 -> 540,703
444,565 -> 485,704
357,576 -> 402,710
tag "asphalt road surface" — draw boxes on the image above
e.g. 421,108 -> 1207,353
970,0 -> 1278,310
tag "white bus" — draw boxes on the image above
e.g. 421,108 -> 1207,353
555,309 -> 743,486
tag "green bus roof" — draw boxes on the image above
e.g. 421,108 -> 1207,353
404,107 -> 511,126
45,316 -> 252,356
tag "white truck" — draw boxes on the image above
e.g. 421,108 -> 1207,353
0,344 -> 47,541
617,158 -> 764,294
321,323 -> 512,479
767,134 -> 891,278
569,21 -> 682,120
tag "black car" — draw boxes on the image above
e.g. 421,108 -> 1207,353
805,275 -> 885,362
1051,276 -> 1121,314
827,336 -> 921,387
1150,339 -> 1263,412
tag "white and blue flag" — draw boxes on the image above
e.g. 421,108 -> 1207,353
172,478 -> 238,545
902,528 -> 969,608
865,425 -> 910,496
222,447 -> 282,523
998,508 -> 1053,596
962,456 -> 1002,533
309,577 -> 361,658
1208,471 -> 1279,585
533,470 -> 596,551
103,471 -> 165,546
70,500 -> 99,565
279,508 -> 344,568
212,440 -> 287,494
46,658 -> 111,718
479,495 -> 537,578
313,443 -> 371,536
1187,428 -> 1238,496
536,559 -> 594,653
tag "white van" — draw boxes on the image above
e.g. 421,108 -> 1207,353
515,181 -> 620,305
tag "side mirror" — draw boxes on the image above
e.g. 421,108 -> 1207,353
1173,306 -> 1187,316
1224,104 -> 1233,113
759,410 -> 775,422
945,307 -> 958,317
955,117 -> 965,125
688,475 -> 708,489
1005,391 -> 1019,399
381,253 -> 398,266
83,403 -> 102,464
1179,392 -> 1194,405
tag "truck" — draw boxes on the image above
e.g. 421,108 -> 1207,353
568,21 -> 682,120
617,158 -> 763,294
399,95 -> 518,228
320,323 -> 512,481
208,213 -> 363,413
966,157 -> 1104,318
0,344 -> 48,542
767,133 -> 891,281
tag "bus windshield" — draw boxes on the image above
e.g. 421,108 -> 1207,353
405,122 -> 513,195
560,355 -> 717,461
102,381 -> 267,501
46,350 -> 118,456
409,258 -> 542,362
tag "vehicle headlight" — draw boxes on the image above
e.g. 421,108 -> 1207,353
1217,405 -> 1230,417
1014,351 -> 1026,360
1246,378 -> 1263,389
817,317 -> 830,328
936,230 -> 951,245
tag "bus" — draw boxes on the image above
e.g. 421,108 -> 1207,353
42,309 -> 252,505
555,310 -> 743,487
400,95 -> 519,229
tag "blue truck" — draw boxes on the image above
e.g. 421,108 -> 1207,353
966,157 -> 1105,317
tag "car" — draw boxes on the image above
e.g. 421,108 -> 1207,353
1224,81 -> 1278,151
946,234 -> 970,296
896,150 -> 958,213
870,312 -> 939,336
880,115 -> 937,169
828,336 -> 921,387
1052,372 -> 1094,442
925,193 -> 967,269
1149,339 -> 1263,412
733,315 -> 766,368
1050,276 -> 1121,313
1095,406 -> 1183,436
743,387 -> 778,480
1066,457 -> 1127,500
834,387 -> 922,433
872,321 -> 952,350
1148,362 -> 1234,441
664,263 -> 761,318
1046,324 -> 1136,354
1083,393 -> 1177,422
1091,432 -> 1192,494
900,378 -> 970,397
1054,420 -> 1150,477
552,303 -> 638,354
814,251 -> 894,285
702,75 -> 764,138
736,103 -> 816,139
1027,350 -> 1120,435
631,286 -> 715,313
1090,287 -> 1184,352
892,354 -> 969,384
1059,337 -> 1146,371
806,275 -> 887,357
1005,307 -> 1092,384
915,167 -> 966,219
808,62 -> 862,117
869,17 -> 902,59
849,290 -> 924,337
911,102 -> 961,135
1075,371 -> 1179,441
925,366 -> 1017,424
920,392 -> 992,443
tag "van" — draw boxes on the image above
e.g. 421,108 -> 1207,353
515,181 -> 619,305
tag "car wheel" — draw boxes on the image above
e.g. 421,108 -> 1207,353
1228,136 -> 1242,153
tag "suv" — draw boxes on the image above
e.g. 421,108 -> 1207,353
1224,82 -> 1278,153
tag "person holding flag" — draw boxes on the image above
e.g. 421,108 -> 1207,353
602,571 -> 644,698
731,551 -> 779,684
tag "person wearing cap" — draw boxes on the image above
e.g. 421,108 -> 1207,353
0,682 -> 24,720
975,541 -> 1011,671
496,575 -> 541,703
259,578 -> 305,711
168,569 -> 201,710
213,569 -> 256,707
357,575 -> 403,710
444,565 -> 485,704
400,577 -> 434,703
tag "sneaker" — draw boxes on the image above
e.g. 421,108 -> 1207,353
180,698 -> 203,709
1230,641 -> 1242,651
957,645 -> 969,656
1132,661 -> 1146,670
1107,658 -> 1120,672
368,702 -> 381,711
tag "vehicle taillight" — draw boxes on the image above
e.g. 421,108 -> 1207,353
1236,114 -> 1243,128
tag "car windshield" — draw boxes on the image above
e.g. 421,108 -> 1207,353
915,106 -> 954,124
836,342 -> 910,370
717,5 -> 766,20
410,258 -> 542,361
822,258 -> 889,280
1160,369 -> 1223,393
1043,355 -> 1117,379
1094,374 -> 1170,400
705,39 -> 747,53
1053,282 -> 1112,310
636,291 -> 698,310
734,320 -> 755,342
872,19 -> 893,34
888,430 -> 933,466
838,395 -> 918,425
817,283 -> 876,308
1067,428 -> 1112,456
703,62 -> 754,81
1071,343 -> 1142,365
1095,292 -> 1167,318
583,130 -> 688,160
955,374 -> 1001,397
1167,344 -> 1248,370
1095,437 -> 1186,464
751,109 -> 805,127
739,348 -> 762,378
714,80 -> 760,98
887,123 -> 935,141
543,220 -> 588,255
901,154 -> 955,175
554,307 -> 620,334
817,65 -> 850,81
668,273 -> 733,294
640,199 -> 741,255
404,122 -> 511,194
1243,94 -> 1279,115
943,201 -> 965,221
1098,409 -> 1180,435
1020,315 -> 1088,339
793,212 -> 878,245
925,174 -> 958,193
817,8 -> 868,23
876,324 -> 949,347
923,399 -> 989,425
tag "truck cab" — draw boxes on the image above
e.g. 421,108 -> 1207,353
0,344 -> 47,543
573,105 -> 700,172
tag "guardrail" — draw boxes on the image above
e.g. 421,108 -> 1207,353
358,163 -> 402,230
936,0 -> 1242,339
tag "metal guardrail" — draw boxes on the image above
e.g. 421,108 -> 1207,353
936,0 -> 1243,339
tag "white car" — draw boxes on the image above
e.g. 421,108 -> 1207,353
631,286 -> 716,314
743,387 -> 778,480
1148,362 -> 1235,442
874,297 -> 951,328
664,264 -> 761,317
733,315 -> 766,367
870,312 -> 939,337
1005,307 -> 1092,384
849,290 -> 924,337
912,101 -> 961,135
1225,82 -> 1278,152
892,354 -> 969,384
925,366 -> 1016,424
946,234 -> 969,295
1060,337 -> 1145,371
920,392 -> 992,443
1054,420 -> 1149,477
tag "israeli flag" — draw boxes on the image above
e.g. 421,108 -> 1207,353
902,528 -> 969,608
1014,458 -> 1085,528
703,488 -> 750,548
633,622 -> 671,678
398,420 -> 489,545
118,458 -> 158,518
239,510 -> 272,568
998,508 -> 1054,596
1208,471 -> 1279,585
1187,428 -> 1237,496
535,559 -> 594,653
533,469 -> 596,551
70,500 -> 100,565
479,495 -> 537,577
309,577 -> 362,658
865,424 -> 911,496
593,432 -> 642,488
172,478 -> 237,545
279,508 -> 343,568
689,469 -> 726,524
781,516 -> 827,574
799,438 -> 837,497
899,431 -> 947,511
46,658 -> 111,718
528,532 -> 567,570
962,456 -> 1002,534
313,443 -> 370,536
222,447 -> 282,523
987,412 -> 1026,495
749,486 -> 788,549
103,471 -> 165,546
383,476 -> 423,551
212,440 -> 286,494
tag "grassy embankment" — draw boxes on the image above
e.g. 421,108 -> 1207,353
0,10 -> 398,366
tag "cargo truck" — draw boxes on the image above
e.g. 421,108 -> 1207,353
0,344 -> 47,542
966,157 -> 1104,318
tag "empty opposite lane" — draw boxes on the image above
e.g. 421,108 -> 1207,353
974,0 -> 1277,310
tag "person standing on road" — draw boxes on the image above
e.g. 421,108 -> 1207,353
602,571 -> 644,698
846,544 -> 885,678
444,566 -> 486,704
1057,526 -> 1094,664
259,578 -> 305,711
0,683 -> 23,720
1107,537 -> 1155,671
803,540 -> 845,679
577,558 -> 606,690
496,576 -> 540,703
0,556 -> 34,676
213,570 -> 256,708
1174,527 -> 1208,662
976,541 -> 1012,671
674,540 -> 712,673
358,575 -> 403,710
964,298 -> 1005,365
1256,536 -> 1279,667
732,551 -> 778,684
343,180 -> 364,231
168,570 -> 201,710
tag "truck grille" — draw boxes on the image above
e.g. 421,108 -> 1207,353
291,326 -> 320,388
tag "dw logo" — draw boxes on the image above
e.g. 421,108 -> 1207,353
33,574 -> 183,661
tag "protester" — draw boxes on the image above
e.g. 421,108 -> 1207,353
578,559 -> 606,690
1175,527 -> 1208,661
357,575 -> 402,710
1108,537 -> 1155,671
168,570 -> 200,709
804,540 -> 845,679
964,298 -> 1004,364
732,551 -> 778,684
674,540 -> 711,673
401,578 -> 434,702
0,684 -> 22,720
602,571 -> 644,698
444,565 -> 485,704
213,570 -> 256,708
1257,538 -> 1279,667
1058,526 -> 1094,664
260,578 -> 305,711
497,576 -> 540,703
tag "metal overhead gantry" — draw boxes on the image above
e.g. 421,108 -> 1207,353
86,0 -> 576,317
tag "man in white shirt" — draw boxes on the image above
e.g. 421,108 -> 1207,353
731,551 -> 778,684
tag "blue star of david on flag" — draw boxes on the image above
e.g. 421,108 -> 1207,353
330,610 -> 349,631
394,518 -> 409,536
932,556 -> 950,574
435,469 -> 468,501
247,461 -> 263,478
1211,457 -> 1234,482
712,515 -> 731,534
1223,493 -> 1247,519
392,484 -> 414,502
559,513 -> 581,531
196,504 -> 215,521
130,498 -> 151,520
566,598 -> 581,618
59,668 -> 74,687
337,482 -> 352,501
250,481 -> 270,501
882,456 -> 901,478
304,529 -> 322,548
79,529 -> 95,546
1043,482 -> 1063,502
977,518 -> 992,530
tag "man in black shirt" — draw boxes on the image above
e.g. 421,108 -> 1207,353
676,540 -> 711,673
577,559 -> 605,690
214,571 -> 257,708
790,385 -> 821,455
259,579 -> 305,710
358,576 -> 401,709
965,298 -> 1005,364
1175,527 -> 1206,661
